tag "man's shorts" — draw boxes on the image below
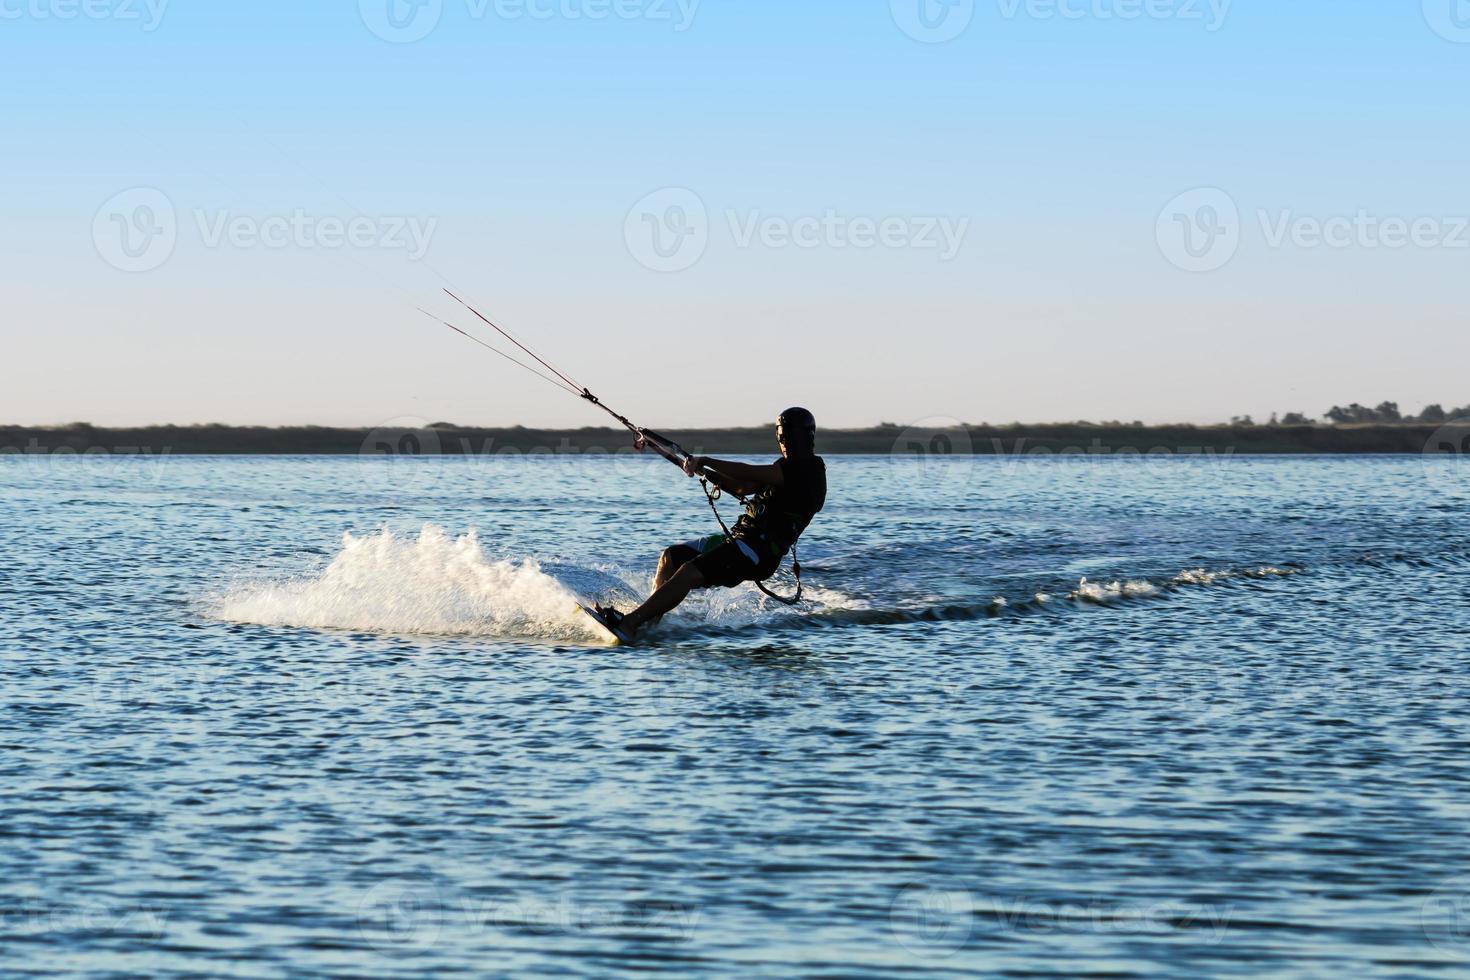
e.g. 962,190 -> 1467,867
668,534 -> 781,589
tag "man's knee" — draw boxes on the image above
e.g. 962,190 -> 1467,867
660,545 -> 696,576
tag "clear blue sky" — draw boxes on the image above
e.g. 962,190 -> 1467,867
2,0 -> 1466,428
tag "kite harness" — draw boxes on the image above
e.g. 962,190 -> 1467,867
422,290 -> 804,605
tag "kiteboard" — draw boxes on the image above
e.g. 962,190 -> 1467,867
575,603 -> 631,647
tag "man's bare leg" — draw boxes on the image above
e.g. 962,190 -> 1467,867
622,562 -> 706,636
638,547 -> 696,630
652,548 -> 685,591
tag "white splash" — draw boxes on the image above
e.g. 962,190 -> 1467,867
212,525 -> 604,641
673,579 -> 862,631
210,524 -> 862,642
1071,577 -> 1161,603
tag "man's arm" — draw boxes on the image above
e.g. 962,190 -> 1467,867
686,456 -> 784,496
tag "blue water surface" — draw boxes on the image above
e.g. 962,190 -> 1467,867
3,454 -> 1469,977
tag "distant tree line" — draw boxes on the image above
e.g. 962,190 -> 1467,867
1249,402 -> 1469,426
0,421 -> 1453,454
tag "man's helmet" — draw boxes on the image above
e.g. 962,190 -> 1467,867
777,408 -> 816,452
778,407 -> 816,434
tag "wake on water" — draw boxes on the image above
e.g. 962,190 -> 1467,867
209,525 -> 1308,644
211,525 -> 852,644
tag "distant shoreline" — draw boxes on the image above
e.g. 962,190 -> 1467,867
2,422 -> 1463,456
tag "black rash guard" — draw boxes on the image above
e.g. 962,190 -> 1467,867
731,455 -> 827,558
